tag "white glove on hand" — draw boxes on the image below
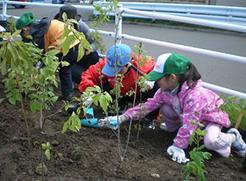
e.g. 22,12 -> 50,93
83,97 -> 93,107
167,145 -> 189,164
82,92 -> 94,107
144,81 -> 155,91
98,116 -> 122,130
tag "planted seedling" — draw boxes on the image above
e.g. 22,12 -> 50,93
218,95 -> 246,129
182,121 -> 212,181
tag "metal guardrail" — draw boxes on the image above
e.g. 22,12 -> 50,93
0,0 -> 246,99
94,2 -> 246,26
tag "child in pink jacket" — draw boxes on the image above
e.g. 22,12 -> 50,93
100,53 -> 246,164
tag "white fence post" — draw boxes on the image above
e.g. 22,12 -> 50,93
115,3 -> 122,44
2,0 -> 8,20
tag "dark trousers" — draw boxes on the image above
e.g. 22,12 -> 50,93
57,45 -> 99,97
71,51 -> 99,84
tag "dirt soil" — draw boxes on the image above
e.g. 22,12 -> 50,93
0,79 -> 246,181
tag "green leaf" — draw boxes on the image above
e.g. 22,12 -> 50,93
104,92 -> 112,103
46,49 -> 59,57
15,92 -> 22,102
12,30 -> 21,38
203,152 -> 212,160
45,149 -> 51,160
9,97 -> 16,105
77,43 -> 85,61
62,122 -> 68,133
62,12 -> 68,21
84,86 -> 97,93
30,100 -> 37,113
62,35 -> 75,56
190,120 -> 196,125
0,98 -> 4,104
195,128 -> 207,136
8,43 -> 19,62
189,132 -> 195,145
47,142 -> 51,148
99,95 -> 108,112
190,151 -> 202,164
36,101 -> 43,111
41,143 -> 46,149
82,107 -> 87,117
1,58 -> 7,75
61,61 -> 70,67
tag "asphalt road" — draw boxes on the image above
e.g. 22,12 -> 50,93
1,4 -> 246,93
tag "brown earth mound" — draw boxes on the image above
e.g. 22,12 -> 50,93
0,79 -> 246,181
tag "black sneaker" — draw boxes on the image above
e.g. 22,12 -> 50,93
67,102 -> 80,114
142,118 -> 155,129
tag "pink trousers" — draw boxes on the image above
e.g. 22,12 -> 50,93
161,104 -> 234,157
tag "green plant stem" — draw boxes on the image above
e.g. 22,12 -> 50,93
235,111 -> 244,129
20,97 -> 31,146
122,76 -> 138,160
112,12 -> 124,161
135,43 -> 143,140
15,71 -> 31,147
39,88 -> 45,131
41,135 -> 44,181
123,42 -> 143,159
136,91 -> 142,140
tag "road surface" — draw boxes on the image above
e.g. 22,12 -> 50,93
1,4 -> 246,93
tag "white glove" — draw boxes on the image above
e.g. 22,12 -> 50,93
82,92 -> 94,107
144,81 -> 155,91
98,116 -> 122,130
0,25 -> 6,32
167,145 -> 189,164
83,97 -> 93,107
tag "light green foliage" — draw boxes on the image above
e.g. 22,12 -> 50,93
93,0 -> 118,24
218,95 -> 246,129
126,43 -> 151,96
132,43 -> 151,66
182,121 -> 212,181
83,86 -> 112,112
107,74 -> 123,114
134,122 -> 142,132
137,76 -> 149,93
90,0 -> 119,53
0,30 -> 59,112
58,13 -> 92,61
41,142 -> 51,160
5,17 -> 16,33
62,112 -> 82,133
0,21 -> 60,139
62,86 -> 112,133
110,74 -> 123,97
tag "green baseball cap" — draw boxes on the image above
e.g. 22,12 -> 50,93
146,53 -> 191,81
15,12 -> 37,30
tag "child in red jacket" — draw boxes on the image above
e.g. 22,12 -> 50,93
79,44 -> 159,128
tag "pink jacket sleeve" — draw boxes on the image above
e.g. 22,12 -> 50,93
124,88 -> 167,120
